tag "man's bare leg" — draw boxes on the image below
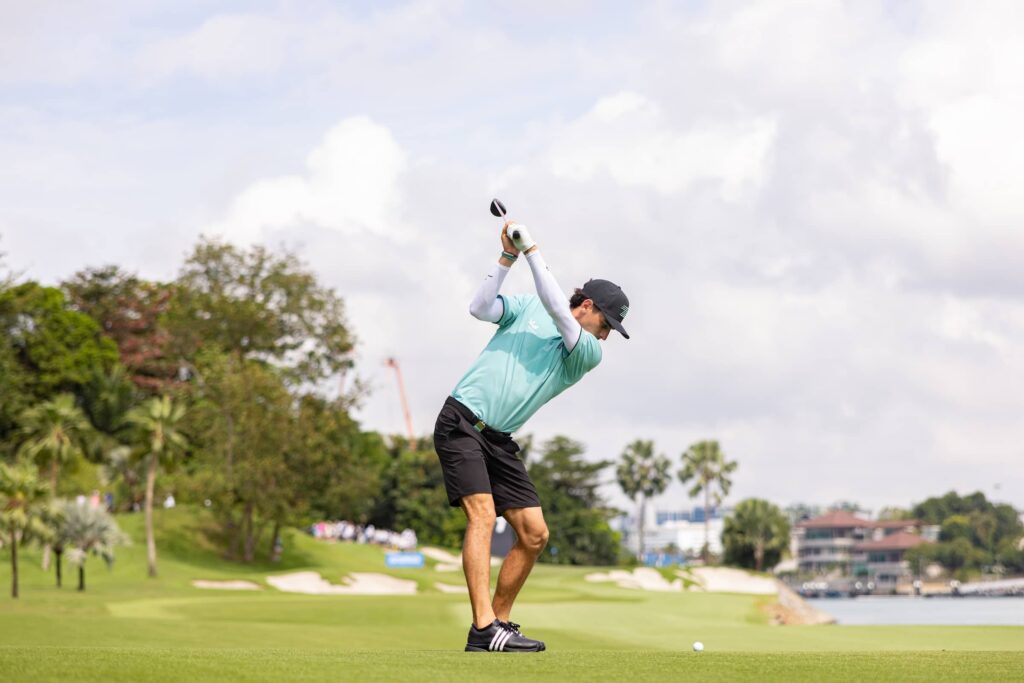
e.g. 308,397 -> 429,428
460,493 -> 498,628
492,506 -> 549,622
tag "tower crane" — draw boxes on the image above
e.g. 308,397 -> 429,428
384,357 -> 416,449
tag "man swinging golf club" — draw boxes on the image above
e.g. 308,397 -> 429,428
433,206 -> 630,653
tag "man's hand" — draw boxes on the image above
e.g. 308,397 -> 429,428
501,221 -> 520,256
508,222 -> 537,253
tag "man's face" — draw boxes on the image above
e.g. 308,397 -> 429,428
576,300 -> 611,340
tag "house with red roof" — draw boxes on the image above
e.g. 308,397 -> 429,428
794,511 -> 936,587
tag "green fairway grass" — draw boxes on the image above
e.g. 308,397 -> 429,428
2,506 -> 1022,681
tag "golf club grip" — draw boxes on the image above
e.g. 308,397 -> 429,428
511,229 -> 520,240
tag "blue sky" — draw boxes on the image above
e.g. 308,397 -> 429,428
3,1 -> 1023,513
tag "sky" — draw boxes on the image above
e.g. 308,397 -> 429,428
2,0 -> 1022,515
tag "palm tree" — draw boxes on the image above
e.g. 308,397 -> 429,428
616,440 -> 672,561
17,394 -> 93,496
722,498 -> 790,572
0,462 -> 52,598
16,394 -> 93,570
58,500 -> 128,591
128,395 -> 187,578
679,440 -> 737,563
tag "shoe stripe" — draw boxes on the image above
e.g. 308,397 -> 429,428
497,630 -> 512,651
489,630 -> 502,651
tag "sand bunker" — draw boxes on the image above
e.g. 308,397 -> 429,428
421,546 -> 501,572
586,566 -> 781,595
585,568 -> 683,592
684,567 -> 778,595
434,582 -> 468,594
191,579 -> 261,591
266,571 -> 417,595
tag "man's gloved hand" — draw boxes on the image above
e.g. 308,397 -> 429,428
507,222 -> 536,252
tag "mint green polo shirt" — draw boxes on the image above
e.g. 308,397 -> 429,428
451,294 -> 602,433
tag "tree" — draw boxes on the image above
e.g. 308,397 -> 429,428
912,491 -> 1024,569
16,394 -> 93,496
184,351 -> 296,562
128,396 -> 188,577
0,282 -> 119,399
722,498 -> 790,572
55,499 -> 128,591
679,440 -> 737,563
167,239 -> 356,387
0,461 -> 51,598
616,440 -> 671,561
63,266 -> 177,394
528,436 -> 620,566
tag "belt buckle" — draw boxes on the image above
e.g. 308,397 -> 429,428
473,419 -> 486,432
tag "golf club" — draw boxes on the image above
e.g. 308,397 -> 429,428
489,198 -> 520,241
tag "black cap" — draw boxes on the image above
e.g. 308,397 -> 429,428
582,279 -> 630,339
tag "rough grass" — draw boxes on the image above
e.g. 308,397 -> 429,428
1,506 -> 1022,682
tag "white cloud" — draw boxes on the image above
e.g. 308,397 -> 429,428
205,117 -> 409,246
548,92 -> 776,199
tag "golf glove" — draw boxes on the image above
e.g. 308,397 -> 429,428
508,223 -> 536,252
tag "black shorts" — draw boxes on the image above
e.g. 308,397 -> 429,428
433,397 -> 541,516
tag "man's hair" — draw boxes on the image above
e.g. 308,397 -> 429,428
569,288 -> 588,309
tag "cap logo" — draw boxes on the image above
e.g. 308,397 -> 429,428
620,305 -> 629,319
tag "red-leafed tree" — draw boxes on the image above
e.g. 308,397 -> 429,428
62,266 -> 178,394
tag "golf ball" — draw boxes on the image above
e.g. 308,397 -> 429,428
692,641 -> 704,652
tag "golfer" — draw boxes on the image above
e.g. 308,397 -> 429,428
433,219 -> 629,653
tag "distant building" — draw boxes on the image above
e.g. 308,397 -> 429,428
852,531 -> 932,589
619,506 -> 730,559
794,510 -> 934,584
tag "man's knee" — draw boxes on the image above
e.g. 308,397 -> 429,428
521,524 -> 549,554
461,494 -> 496,526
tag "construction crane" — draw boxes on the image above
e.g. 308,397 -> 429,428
384,357 -> 416,450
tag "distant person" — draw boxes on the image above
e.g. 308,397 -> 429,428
433,218 -> 629,653
163,493 -> 176,509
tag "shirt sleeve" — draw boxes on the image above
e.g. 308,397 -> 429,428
468,263 -> 511,323
498,293 -> 529,327
562,328 -> 602,381
524,250 -> 584,352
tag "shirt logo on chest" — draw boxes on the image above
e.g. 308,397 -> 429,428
528,319 -> 539,332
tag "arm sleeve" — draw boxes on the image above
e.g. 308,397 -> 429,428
468,263 -> 510,323
524,250 -> 583,352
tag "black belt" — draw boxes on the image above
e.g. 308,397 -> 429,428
444,396 -> 514,443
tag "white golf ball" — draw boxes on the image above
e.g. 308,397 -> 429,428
692,641 -> 704,652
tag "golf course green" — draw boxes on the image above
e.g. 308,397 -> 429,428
2,507 -> 1022,682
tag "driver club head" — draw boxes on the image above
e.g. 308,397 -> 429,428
490,198 -> 520,240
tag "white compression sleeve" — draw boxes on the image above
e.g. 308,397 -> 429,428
525,250 -> 582,352
468,262 -> 510,323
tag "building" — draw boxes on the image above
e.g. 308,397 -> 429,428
618,506 -> 730,560
794,510 -> 934,582
852,531 -> 932,589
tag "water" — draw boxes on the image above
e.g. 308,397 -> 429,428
807,596 -> 1024,626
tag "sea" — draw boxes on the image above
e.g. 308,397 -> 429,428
807,596 -> 1024,626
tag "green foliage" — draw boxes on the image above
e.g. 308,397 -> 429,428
940,515 -> 972,542
16,394 -> 94,496
616,439 -> 671,559
290,396 -> 388,525
528,436 -> 620,566
679,439 -> 738,561
0,460 -> 52,597
167,239 -> 356,386
369,437 -> 465,549
0,282 -> 119,399
911,491 -> 1023,573
722,498 -> 790,571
